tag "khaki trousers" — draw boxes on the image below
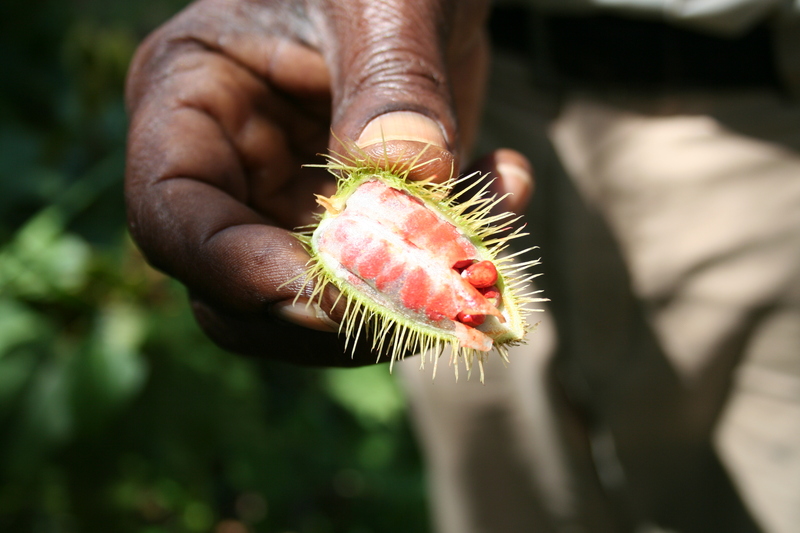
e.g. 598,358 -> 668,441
399,53 -> 800,533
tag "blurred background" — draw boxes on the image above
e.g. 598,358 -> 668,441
0,0 -> 430,532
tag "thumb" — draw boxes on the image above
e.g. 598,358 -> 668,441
317,0 -> 465,180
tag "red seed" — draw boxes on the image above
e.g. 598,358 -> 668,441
480,286 -> 501,307
452,259 -> 475,271
461,260 -> 498,289
457,312 -> 485,328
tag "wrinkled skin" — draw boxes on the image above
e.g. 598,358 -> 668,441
125,0 -> 532,365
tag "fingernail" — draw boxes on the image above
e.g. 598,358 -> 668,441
496,161 -> 533,201
357,111 -> 447,149
272,299 -> 339,332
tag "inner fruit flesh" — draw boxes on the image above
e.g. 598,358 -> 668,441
314,179 -> 505,350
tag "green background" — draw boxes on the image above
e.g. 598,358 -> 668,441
0,0 -> 431,531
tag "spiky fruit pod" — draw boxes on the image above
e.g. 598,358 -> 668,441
294,150 -> 545,381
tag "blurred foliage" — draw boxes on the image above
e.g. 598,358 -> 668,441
0,0 -> 431,532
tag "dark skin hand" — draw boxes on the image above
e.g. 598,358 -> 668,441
125,0 -> 533,366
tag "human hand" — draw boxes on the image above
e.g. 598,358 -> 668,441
125,0 -> 533,365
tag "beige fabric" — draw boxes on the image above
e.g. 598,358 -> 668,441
399,53 -> 800,533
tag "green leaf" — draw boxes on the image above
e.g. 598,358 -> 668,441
0,298 -> 45,355
72,300 -> 148,429
0,349 -> 39,419
0,210 -> 91,298
323,365 -> 406,427
3,353 -> 75,478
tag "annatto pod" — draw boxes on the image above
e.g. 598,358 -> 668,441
295,149 -> 545,381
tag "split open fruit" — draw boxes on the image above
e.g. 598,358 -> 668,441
295,151 -> 544,380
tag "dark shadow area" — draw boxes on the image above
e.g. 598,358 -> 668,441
489,6 -> 800,154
